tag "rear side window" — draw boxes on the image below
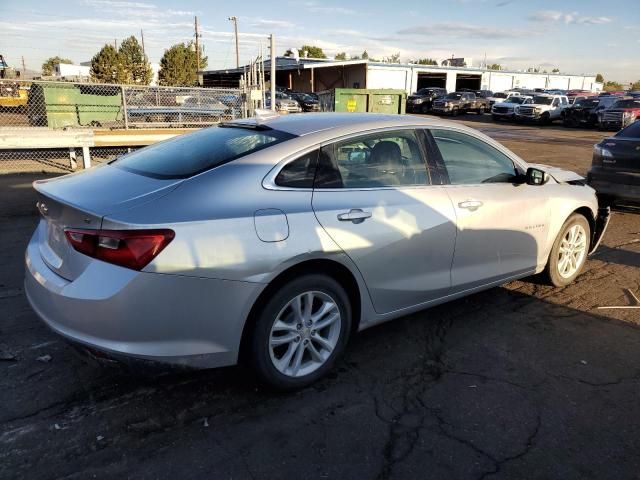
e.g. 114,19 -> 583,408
616,121 -> 640,138
275,150 -> 318,188
113,126 -> 295,179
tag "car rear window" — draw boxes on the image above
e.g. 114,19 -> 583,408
113,125 -> 295,179
616,121 -> 640,138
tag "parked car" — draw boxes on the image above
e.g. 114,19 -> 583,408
562,96 -> 620,128
432,92 -> 489,116
515,94 -> 569,124
491,96 -> 533,121
289,92 -> 320,112
567,90 -> 597,104
406,87 -> 447,113
486,91 -> 521,108
25,113 -> 610,389
265,91 -> 302,114
587,120 -> 640,206
599,98 -> 640,130
127,96 -> 232,124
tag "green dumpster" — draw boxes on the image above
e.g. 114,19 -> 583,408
28,83 -> 123,128
317,88 -> 406,114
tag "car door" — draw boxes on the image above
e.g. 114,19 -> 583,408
312,129 -> 457,314
426,128 -> 551,292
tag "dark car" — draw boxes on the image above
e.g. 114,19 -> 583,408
405,87 -> 447,113
289,92 -> 321,112
563,96 -> 619,128
587,120 -> 640,206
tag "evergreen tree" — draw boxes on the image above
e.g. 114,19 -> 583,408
90,44 -> 122,83
118,36 -> 152,85
158,42 -> 208,86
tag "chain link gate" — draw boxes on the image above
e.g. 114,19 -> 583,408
0,79 -> 245,174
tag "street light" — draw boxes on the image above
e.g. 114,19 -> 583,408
228,16 -> 240,69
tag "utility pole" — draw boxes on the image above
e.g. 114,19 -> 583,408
140,29 -> 145,57
269,34 -> 276,111
194,16 -> 201,71
228,16 -> 240,69
114,39 -> 118,50
21,56 -> 26,76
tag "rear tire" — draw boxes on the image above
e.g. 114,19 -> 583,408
249,274 -> 352,390
544,214 -> 590,287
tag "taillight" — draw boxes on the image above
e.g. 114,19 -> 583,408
64,228 -> 175,271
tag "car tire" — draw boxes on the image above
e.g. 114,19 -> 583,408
250,274 -> 352,390
451,107 -> 459,117
544,213 -> 591,287
478,106 -> 486,115
421,103 -> 430,114
492,114 -> 499,121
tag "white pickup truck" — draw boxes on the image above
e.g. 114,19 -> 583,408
514,94 -> 569,124
487,91 -> 521,108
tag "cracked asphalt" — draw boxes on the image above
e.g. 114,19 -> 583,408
2,119 -> 640,480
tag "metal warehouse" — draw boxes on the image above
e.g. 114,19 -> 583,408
202,57 -> 601,93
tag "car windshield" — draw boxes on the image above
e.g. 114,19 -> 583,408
613,99 -> 640,108
113,126 -> 296,179
298,94 -> 316,102
417,89 -> 435,95
446,93 -> 462,100
616,121 -> 640,138
493,93 -> 508,99
532,96 -> 554,105
509,97 -> 529,104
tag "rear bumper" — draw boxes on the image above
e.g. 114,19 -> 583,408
24,229 -> 262,369
587,169 -> 640,204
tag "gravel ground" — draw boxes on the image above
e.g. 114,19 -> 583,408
1,118 -> 639,480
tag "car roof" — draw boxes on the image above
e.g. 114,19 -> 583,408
229,112 -> 463,137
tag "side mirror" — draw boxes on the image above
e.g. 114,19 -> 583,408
526,167 -> 547,186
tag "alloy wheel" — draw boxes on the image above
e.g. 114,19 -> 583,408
557,224 -> 587,279
269,291 -> 342,378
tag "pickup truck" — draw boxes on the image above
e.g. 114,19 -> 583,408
406,87 -> 447,113
432,92 -> 489,116
599,98 -> 640,130
514,94 -> 569,124
491,96 -> 532,121
486,91 -> 520,108
562,96 -> 620,128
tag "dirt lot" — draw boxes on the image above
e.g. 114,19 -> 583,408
1,118 -> 639,480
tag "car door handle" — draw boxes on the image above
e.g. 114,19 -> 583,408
458,200 -> 483,211
337,209 -> 372,224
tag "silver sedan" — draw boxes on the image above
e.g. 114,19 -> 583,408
25,113 -> 610,389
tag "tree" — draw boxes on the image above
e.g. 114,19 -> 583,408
41,56 -> 73,76
118,36 -> 153,85
361,50 -> 369,60
158,42 -> 208,87
487,63 -> 502,70
631,80 -> 640,90
385,52 -> 401,63
595,73 -> 604,83
603,80 -> 623,92
414,58 -> 438,65
335,52 -> 347,60
299,45 -> 326,59
551,68 -> 560,73
90,44 -> 122,83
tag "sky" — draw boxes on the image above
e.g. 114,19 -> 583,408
1,0 -> 639,83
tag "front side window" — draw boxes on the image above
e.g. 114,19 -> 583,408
431,129 -> 518,185
315,130 -> 429,188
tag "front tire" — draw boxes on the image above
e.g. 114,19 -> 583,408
250,274 -> 351,390
477,106 -> 486,115
544,214 -> 590,287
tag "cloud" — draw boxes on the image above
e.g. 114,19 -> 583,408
301,2 -> 355,15
250,19 -> 295,29
398,23 -> 534,39
528,10 -> 612,25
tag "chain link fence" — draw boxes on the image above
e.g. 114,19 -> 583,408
0,79 -> 244,174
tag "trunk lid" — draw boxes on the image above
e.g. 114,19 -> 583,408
601,138 -> 640,171
34,164 -> 183,280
